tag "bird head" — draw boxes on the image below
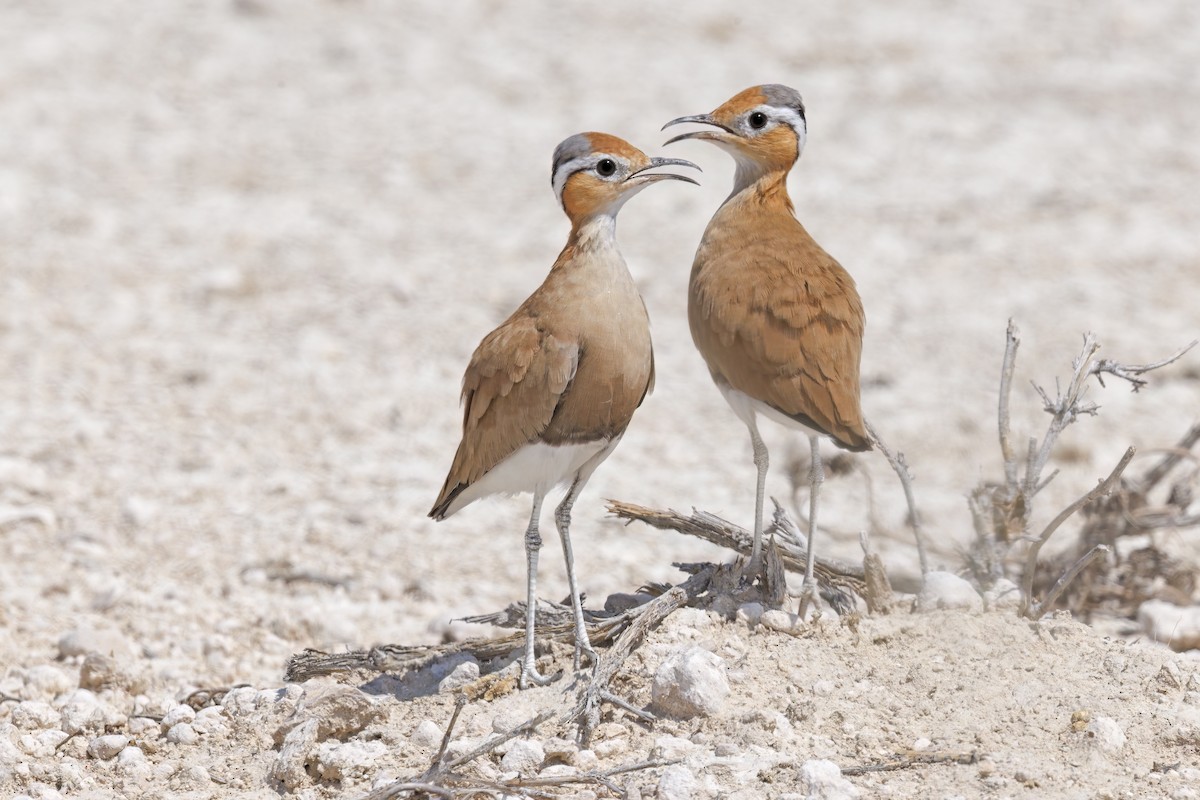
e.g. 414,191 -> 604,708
663,84 -> 807,184
551,132 -> 699,223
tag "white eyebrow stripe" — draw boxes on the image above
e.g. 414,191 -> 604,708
754,104 -> 808,158
553,156 -> 595,205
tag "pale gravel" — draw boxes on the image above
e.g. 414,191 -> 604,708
2,1 -> 1199,797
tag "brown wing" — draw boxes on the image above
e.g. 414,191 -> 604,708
690,232 -> 870,451
429,315 -> 579,518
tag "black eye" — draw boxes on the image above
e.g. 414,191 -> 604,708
596,158 -> 617,177
748,111 -> 768,130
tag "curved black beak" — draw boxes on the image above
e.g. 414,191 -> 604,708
662,113 -> 736,146
625,156 -> 701,186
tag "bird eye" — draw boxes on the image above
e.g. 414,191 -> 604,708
748,111 -> 768,130
596,158 -> 617,177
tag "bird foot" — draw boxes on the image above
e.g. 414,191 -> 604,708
797,576 -> 820,621
519,660 -> 561,690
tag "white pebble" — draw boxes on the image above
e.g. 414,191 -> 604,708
87,734 -> 128,760
799,759 -> 861,799
760,609 -> 800,635
1086,716 -> 1126,755
651,646 -> 730,718
500,738 -> 545,775
575,749 -> 600,771
193,706 -> 227,734
220,686 -> 261,715
12,701 -> 59,730
161,704 -> 196,729
914,572 -> 984,613
438,660 -> 480,693
737,602 -> 765,627
315,740 -> 388,781
412,719 -> 444,748
656,765 -> 698,800
118,745 -> 147,768
167,722 -> 199,745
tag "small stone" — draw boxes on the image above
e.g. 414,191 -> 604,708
438,660 -> 480,693
651,646 -> 730,719
1086,716 -> 1125,755
412,719 -> 444,748
914,572 -> 983,613
273,685 -> 383,744
12,701 -> 58,730
500,738 -> 545,775
79,653 -> 124,691
182,764 -> 211,785
161,704 -> 196,729
736,603 -> 765,627
87,734 -> 128,760
118,746 -> 147,768
799,759 -> 860,799
911,737 -> 932,751
193,706 -> 227,734
760,609 -> 799,635
315,740 -> 389,781
167,722 -> 199,745
652,735 -> 700,761
656,765 -> 699,800
220,686 -> 261,715
539,764 -> 577,778
983,578 -> 1022,611
575,749 -> 600,771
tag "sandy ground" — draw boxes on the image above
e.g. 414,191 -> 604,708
2,1 -> 1199,797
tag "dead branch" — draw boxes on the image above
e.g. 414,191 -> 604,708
563,567 -> 714,745
286,606 -> 639,683
1091,339 -> 1197,390
1020,447 -> 1135,618
998,319 -> 1021,490
865,419 -> 929,576
606,499 -> 867,611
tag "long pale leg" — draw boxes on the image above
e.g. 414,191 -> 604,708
745,419 -> 769,579
554,442 -> 615,673
521,491 -> 553,688
554,472 -> 600,673
798,435 -> 825,617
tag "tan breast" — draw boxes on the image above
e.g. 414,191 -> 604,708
430,240 -> 654,518
688,189 -> 870,451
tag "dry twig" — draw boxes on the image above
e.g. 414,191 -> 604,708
865,419 -> 929,576
1020,447 -> 1135,618
606,499 -> 866,613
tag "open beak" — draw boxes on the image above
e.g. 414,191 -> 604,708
662,113 -> 737,146
624,156 -> 701,187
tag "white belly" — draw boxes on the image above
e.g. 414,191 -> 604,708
441,438 -> 618,517
717,384 -> 825,439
